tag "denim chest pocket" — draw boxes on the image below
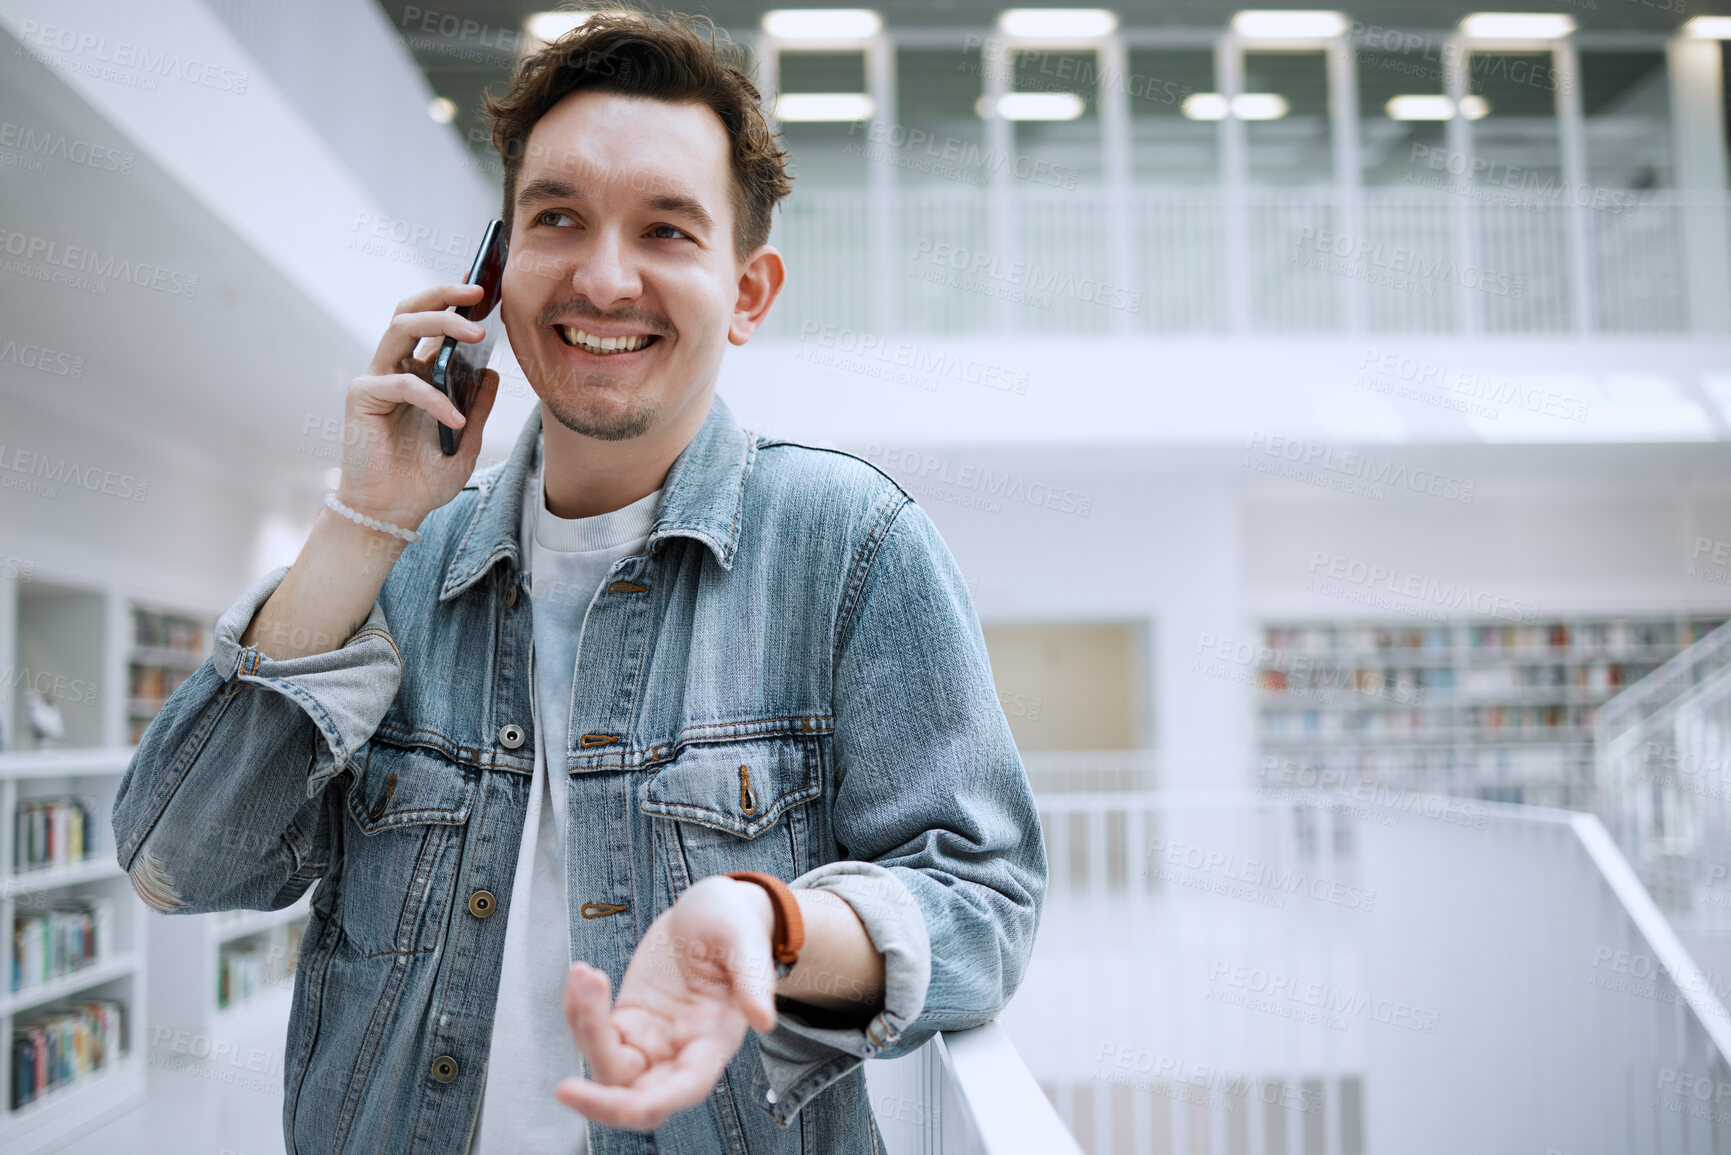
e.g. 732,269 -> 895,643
640,737 -> 822,888
336,742 -> 476,958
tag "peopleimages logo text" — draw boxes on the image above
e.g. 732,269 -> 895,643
1307,551 -> 1539,623
14,20 -> 249,93
0,444 -> 149,501
864,445 -> 1092,517
1145,837 -> 1377,912
909,239 -> 1142,314
0,228 -> 198,298
1244,433 -> 1475,503
798,322 -> 1029,394
0,122 -> 133,174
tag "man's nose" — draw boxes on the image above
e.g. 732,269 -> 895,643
570,229 -> 642,307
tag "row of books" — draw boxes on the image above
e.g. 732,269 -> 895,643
13,797 -> 96,872
1264,710 -> 1438,738
1265,626 -> 1452,654
1263,619 -> 1723,656
10,999 -> 125,1110
1263,662 -> 1652,696
127,663 -> 190,704
1464,622 -> 1722,653
132,608 -> 204,653
1463,704 -> 1595,733
217,920 -> 306,1010
1264,703 -> 1596,738
1264,745 -> 1579,780
1260,667 -> 1424,694
12,899 -> 115,993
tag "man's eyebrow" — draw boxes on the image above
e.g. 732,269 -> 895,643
516,176 -> 584,208
644,192 -> 715,233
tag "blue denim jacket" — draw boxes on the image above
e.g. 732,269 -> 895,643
112,396 -> 1046,1154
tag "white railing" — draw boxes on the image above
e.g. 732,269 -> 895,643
1020,749 -> 1158,795
1597,621 -> 1731,917
1002,787 -> 1731,1153
868,1024 -> 1086,1155
768,187 -> 1707,338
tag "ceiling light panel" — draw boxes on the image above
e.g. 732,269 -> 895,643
1232,10 -> 1348,39
1459,13 -> 1576,39
775,92 -> 876,121
763,9 -> 882,41
1232,93 -> 1289,120
979,91 -> 1088,120
997,9 -> 1118,40
1385,94 -> 1456,121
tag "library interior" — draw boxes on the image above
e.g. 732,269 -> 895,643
4,1 -> 1731,1152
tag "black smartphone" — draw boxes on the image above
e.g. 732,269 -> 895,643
431,219 -> 507,455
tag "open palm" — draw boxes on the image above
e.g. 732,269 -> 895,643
555,876 -> 778,1132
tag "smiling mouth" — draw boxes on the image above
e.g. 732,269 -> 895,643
555,325 -> 661,355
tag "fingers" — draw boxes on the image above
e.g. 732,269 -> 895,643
563,962 -> 645,1086
392,281 -> 484,318
371,309 -> 484,380
553,1034 -> 738,1132
720,945 -> 777,1034
368,282 -> 488,377
349,372 -> 465,429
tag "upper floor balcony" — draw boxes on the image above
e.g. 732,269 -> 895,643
764,184 -> 1721,339
731,10 -> 1731,344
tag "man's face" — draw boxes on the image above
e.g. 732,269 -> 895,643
501,90 -> 743,441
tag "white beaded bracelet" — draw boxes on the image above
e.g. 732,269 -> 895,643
324,492 -> 422,544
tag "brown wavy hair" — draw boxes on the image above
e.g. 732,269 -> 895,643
482,6 -> 792,258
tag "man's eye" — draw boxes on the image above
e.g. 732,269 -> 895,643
537,210 -> 577,227
650,224 -> 690,241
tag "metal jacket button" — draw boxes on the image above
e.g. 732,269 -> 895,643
467,890 -> 496,918
498,723 -> 525,749
431,1055 -> 459,1083
503,580 -> 518,608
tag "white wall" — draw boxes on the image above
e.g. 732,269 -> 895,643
2,388 -> 267,618
828,440 -> 1731,792
833,443 -> 1255,792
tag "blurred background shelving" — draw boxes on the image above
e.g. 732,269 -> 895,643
1256,614 -> 1728,808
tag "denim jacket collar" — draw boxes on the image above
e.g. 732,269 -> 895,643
438,393 -> 756,602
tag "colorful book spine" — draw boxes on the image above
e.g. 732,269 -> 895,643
11,798 -> 96,872
8,998 -> 125,1109
9,898 -> 113,992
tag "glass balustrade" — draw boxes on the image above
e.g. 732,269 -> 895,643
880,785 -> 1730,1154
767,185 -> 1701,339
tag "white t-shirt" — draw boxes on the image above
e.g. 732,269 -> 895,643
469,437 -> 661,1155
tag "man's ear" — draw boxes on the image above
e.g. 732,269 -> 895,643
728,244 -> 786,346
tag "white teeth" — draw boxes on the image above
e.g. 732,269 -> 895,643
558,326 -> 652,354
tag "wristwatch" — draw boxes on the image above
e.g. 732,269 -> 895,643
724,871 -> 805,979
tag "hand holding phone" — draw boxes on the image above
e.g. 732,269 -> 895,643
432,219 -> 507,455
328,276 -> 503,549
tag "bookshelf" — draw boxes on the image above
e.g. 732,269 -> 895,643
0,748 -> 143,1153
1255,615 -> 1727,810
0,568 -> 232,1150
151,895 -> 311,1037
127,605 -> 212,747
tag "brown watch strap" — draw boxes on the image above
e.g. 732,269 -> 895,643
724,871 -> 805,973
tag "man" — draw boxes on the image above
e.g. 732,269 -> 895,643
113,10 -> 1044,1153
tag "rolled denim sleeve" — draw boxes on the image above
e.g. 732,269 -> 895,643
205,566 -> 402,792
110,565 -> 402,915
751,496 -> 1047,1124
753,862 -> 931,1107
